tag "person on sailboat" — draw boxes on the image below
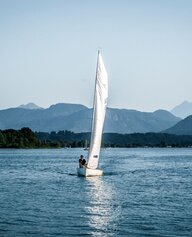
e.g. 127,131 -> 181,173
79,155 -> 87,168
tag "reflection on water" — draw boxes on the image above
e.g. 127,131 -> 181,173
85,177 -> 121,236
1,148 -> 192,236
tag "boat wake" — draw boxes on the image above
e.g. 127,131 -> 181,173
104,171 -> 119,176
56,171 -> 77,176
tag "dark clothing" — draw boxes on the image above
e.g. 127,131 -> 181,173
79,158 -> 83,168
79,156 -> 86,168
82,159 -> 86,166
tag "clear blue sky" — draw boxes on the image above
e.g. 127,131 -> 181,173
1,0 -> 192,111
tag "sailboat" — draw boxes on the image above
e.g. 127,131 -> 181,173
83,140 -> 89,150
77,51 -> 108,177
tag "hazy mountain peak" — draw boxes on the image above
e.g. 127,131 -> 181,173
171,101 -> 192,119
164,115 -> 192,135
153,109 -> 180,121
153,109 -> 170,114
180,100 -> 189,105
48,103 -> 87,110
18,103 -> 43,110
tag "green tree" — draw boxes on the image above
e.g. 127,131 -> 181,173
0,131 -> 6,147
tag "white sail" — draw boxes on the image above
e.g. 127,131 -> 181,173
87,52 -> 108,169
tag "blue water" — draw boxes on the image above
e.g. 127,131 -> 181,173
0,148 -> 192,237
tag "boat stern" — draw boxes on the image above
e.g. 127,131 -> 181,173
77,167 -> 103,177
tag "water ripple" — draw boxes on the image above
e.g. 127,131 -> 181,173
0,148 -> 192,236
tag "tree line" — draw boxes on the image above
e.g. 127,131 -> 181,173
1,128 -> 192,148
0,128 -> 39,148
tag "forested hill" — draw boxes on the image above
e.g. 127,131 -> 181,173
37,130 -> 192,148
0,128 -> 39,148
1,128 -> 192,148
164,115 -> 192,135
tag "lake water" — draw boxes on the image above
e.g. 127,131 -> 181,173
0,148 -> 192,237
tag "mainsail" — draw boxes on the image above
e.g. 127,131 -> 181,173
87,52 -> 108,169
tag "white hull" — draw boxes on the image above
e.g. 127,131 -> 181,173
77,167 -> 103,177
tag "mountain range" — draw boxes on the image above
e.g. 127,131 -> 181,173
0,103 -> 182,134
171,101 -> 192,119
